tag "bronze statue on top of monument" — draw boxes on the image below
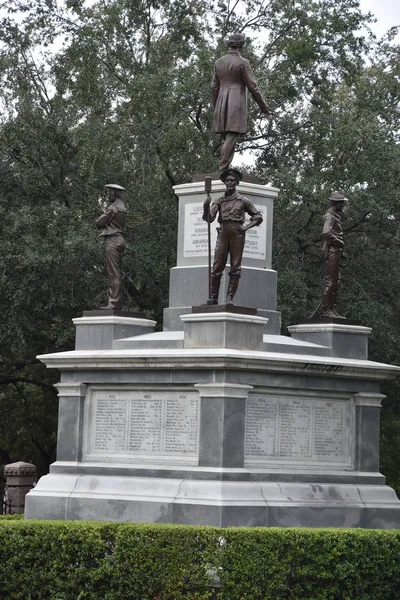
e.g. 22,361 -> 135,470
212,32 -> 270,171
322,191 -> 347,319
202,168 -> 263,305
96,183 -> 127,311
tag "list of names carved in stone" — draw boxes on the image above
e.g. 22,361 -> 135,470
245,395 -> 350,464
245,396 -> 278,456
129,397 -> 163,452
279,401 -> 312,458
94,396 -> 128,453
165,395 -> 199,454
91,391 -> 199,457
313,402 -> 345,458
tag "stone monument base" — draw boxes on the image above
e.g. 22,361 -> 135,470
27,466 -> 400,528
25,313 -> 400,528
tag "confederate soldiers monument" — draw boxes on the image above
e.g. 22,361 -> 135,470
25,34 -> 400,528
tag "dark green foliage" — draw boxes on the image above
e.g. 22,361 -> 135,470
218,528 -> 400,600
107,524 -> 218,600
0,521 -> 218,600
1,521 -> 400,600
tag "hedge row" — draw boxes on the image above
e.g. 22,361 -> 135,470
1,520 -> 400,599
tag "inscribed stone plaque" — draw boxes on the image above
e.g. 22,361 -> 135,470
279,401 -> 312,459
87,390 -> 200,461
183,202 -> 266,260
94,397 -> 129,453
245,395 -> 352,467
129,397 -> 163,452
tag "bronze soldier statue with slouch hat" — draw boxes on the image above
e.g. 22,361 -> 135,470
202,168 -> 263,305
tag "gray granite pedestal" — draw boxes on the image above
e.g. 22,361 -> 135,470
25,311 -> 400,528
163,178 -> 281,333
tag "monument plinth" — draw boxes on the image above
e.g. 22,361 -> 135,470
163,178 -> 281,333
25,177 -> 400,529
25,305 -> 400,527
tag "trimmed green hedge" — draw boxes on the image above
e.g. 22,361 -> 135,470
0,521 -> 400,600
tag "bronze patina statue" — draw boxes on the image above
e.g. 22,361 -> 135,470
322,191 -> 347,318
203,168 -> 263,305
96,183 -> 127,310
212,33 -> 269,171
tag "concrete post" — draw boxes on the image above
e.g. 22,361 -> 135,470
4,461 -> 37,514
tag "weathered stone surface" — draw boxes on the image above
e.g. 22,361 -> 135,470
181,311 -> 268,351
288,323 -> 371,360
74,315 -> 156,350
5,461 -> 36,514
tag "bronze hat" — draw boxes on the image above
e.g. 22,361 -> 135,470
329,191 -> 346,202
227,33 -> 245,47
105,183 -> 125,190
220,168 -> 243,183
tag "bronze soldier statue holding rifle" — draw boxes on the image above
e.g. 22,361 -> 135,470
203,168 -> 263,305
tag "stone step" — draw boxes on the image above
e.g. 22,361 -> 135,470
113,331 -> 184,350
263,334 -> 330,356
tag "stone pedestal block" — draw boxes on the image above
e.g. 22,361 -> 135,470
173,179 -> 278,270
354,392 -> 385,472
163,178 -> 281,334
4,461 -> 36,514
196,383 -> 252,468
55,383 -> 87,463
167,266 -> 278,313
181,312 -> 268,350
74,314 -> 156,350
288,322 -> 371,359
164,305 -> 280,334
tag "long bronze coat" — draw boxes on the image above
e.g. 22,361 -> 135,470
212,50 -> 269,134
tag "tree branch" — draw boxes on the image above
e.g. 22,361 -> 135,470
258,21 -> 297,65
344,211 -> 371,234
222,0 -> 240,36
239,0 -> 273,32
155,142 -> 176,186
295,209 -> 315,235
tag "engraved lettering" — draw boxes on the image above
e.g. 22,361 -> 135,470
90,391 -> 200,460
245,395 -> 351,467
93,397 -> 128,452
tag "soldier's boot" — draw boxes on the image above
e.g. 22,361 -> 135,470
207,276 -> 221,305
322,294 -> 331,317
226,275 -> 240,305
331,305 -> 346,319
